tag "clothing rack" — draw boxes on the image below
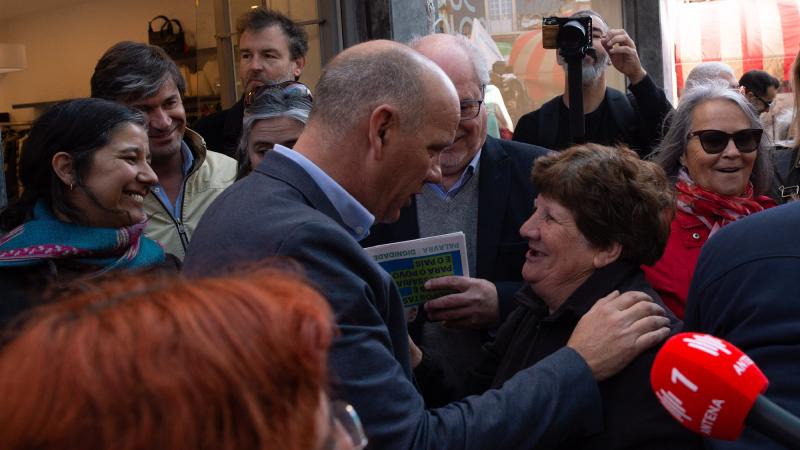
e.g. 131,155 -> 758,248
1,122 -> 32,211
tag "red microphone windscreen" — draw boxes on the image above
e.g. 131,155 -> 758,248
650,332 -> 769,440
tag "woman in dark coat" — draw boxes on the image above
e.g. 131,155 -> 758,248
0,98 -> 166,328
470,144 -> 702,449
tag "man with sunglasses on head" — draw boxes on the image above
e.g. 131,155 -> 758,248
361,33 -> 550,402
91,42 -> 237,261
185,39 -> 670,450
739,70 -> 780,115
193,7 -> 307,159
513,9 -> 673,158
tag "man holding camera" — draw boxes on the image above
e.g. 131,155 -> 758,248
513,9 -> 672,158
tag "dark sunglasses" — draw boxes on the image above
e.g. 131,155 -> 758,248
244,81 -> 313,107
756,95 -> 774,109
686,129 -> 763,154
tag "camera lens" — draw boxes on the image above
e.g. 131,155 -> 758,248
558,20 -> 588,49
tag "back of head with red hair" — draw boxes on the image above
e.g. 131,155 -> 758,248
0,265 -> 334,450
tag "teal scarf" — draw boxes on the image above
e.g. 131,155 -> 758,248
0,202 -> 165,277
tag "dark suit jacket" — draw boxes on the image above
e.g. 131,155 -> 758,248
183,150 -> 603,450
362,135 -> 549,321
191,98 -> 244,158
684,202 -> 800,450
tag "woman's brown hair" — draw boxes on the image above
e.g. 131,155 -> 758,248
532,144 -> 675,265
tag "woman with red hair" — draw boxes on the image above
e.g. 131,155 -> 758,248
0,267 -> 366,450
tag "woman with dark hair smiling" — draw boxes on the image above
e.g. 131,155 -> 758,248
0,98 -> 166,326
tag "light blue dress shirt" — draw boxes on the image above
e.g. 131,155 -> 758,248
273,145 -> 375,241
426,149 -> 482,200
150,141 -> 194,218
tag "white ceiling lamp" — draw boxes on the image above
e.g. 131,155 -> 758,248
0,43 -> 27,74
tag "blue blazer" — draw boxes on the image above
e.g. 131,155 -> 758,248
184,149 -> 602,450
684,202 -> 800,450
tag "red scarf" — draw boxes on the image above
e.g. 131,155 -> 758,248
675,170 -> 776,234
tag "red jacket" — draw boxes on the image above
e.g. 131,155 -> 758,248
642,210 -> 709,319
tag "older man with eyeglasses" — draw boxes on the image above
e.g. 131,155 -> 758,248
361,33 -> 552,401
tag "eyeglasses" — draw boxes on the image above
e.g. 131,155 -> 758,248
460,100 -> 483,121
686,129 -> 763,154
322,401 -> 368,450
244,80 -> 313,107
459,84 -> 486,121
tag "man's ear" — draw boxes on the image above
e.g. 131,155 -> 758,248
51,152 -> 75,187
367,104 -> 398,161
593,241 -> 622,269
292,56 -> 307,79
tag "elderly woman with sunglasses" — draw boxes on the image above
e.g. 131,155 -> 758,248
643,82 -> 775,319
236,81 -> 313,179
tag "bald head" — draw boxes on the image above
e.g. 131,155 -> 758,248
296,40 -> 459,223
410,34 -> 489,89
308,39 -> 457,138
685,62 -> 738,90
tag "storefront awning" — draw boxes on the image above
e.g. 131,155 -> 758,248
508,28 -> 564,107
673,0 -> 800,93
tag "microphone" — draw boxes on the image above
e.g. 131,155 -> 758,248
650,332 -> 800,448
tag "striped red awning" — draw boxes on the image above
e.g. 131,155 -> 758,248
674,0 -> 800,93
508,28 -> 564,108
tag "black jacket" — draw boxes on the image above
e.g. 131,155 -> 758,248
472,261 -> 702,450
191,98 -> 244,158
0,263 -> 53,331
0,257 -> 180,333
513,75 -> 673,158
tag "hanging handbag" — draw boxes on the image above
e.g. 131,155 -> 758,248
148,15 -> 188,59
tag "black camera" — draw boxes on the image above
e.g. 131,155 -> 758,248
541,16 -> 595,144
541,16 -> 593,57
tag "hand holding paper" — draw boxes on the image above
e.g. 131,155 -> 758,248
423,276 -> 499,329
